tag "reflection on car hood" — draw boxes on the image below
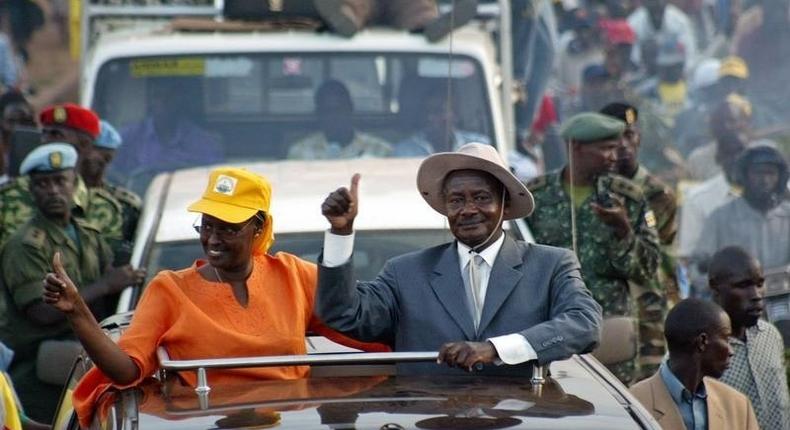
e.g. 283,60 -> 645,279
119,359 -> 641,429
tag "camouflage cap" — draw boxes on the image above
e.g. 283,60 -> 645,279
19,143 -> 78,175
560,112 -> 626,142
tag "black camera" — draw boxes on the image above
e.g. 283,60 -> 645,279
594,176 -> 618,208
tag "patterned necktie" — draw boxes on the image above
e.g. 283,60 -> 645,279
468,253 -> 485,331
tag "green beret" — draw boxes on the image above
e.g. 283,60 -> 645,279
560,112 -> 626,142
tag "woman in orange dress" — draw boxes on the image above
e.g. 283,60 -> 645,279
42,167 -> 387,427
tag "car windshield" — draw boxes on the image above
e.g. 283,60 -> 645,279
93,53 -> 495,194
145,229 -> 456,289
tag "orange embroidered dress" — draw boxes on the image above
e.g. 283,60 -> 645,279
73,252 -> 387,426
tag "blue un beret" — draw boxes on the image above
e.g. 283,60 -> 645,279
95,120 -> 122,150
19,143 -> 78,175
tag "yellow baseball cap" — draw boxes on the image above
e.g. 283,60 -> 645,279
726,93 -> 753,117
188,167 -> 275,254
719,56 -> 749,79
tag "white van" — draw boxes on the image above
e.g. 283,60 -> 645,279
80,1 -> 516,195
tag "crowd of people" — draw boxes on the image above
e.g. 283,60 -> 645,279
0,0 -> 785,429
509,0 -> 790,426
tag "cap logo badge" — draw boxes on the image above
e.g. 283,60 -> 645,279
214,175 -> 237,196
49,152 -> 63,169
625,109 -> 635,125
53,107 -> 67,123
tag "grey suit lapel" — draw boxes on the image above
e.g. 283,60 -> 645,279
477,236 -> 524,335
429,243 -> 476,340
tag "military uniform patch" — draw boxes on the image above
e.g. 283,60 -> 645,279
22,227 -> 46,248
644,210 -> 657,229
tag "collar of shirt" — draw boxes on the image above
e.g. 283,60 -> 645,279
738,196 -> 790,220
730,320 -> 767,347
457,233 -> 506,270
660,360 -> 708,405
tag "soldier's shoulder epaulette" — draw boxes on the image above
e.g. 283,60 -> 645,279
642,174 -> 675,199
90,187 -> 124,210
525,175 -> 548,191
608,174 -> 644,201
74,217 -> 102,233
107,184 -> 142,208
21,226 -> 46,248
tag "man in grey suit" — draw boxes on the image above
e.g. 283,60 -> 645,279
317,143 -> 602,374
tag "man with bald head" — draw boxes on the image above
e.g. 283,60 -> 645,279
708,246 -> 789,430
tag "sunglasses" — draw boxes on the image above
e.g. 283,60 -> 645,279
192,215 -> 262,239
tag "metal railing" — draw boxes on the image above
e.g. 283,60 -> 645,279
157,347 -> 545,395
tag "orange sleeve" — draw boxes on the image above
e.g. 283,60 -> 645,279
117,272 -> 181,377
283,253 -> 391,353
73,271 -> 182,428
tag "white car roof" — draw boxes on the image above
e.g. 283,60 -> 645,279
82,27 -> 497,105
154,158 -> 448,243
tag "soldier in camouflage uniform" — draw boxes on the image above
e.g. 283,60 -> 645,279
0,104 -> 124,248
82,120 -> 142,250
601,103 -> 679,381
0,144 -> 145,422
525,112 -> 661,385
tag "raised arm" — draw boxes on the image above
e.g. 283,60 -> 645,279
43,253 -> 140,385
316,174 -> 399,342
321,173 -> 360,237
29,262 -> 144,326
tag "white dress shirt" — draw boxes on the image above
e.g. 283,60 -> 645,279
677,173 -> 739,257
628,5 -> 698,71
323,230 -> 537,365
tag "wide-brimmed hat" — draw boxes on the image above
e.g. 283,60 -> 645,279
188,167 -> 275,254
417,143 -> 534,218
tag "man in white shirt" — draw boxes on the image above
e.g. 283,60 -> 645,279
628,0 -> 697,71
695,146 -> 790,269
678,97 -> 752,260
316,143 -> 602,374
